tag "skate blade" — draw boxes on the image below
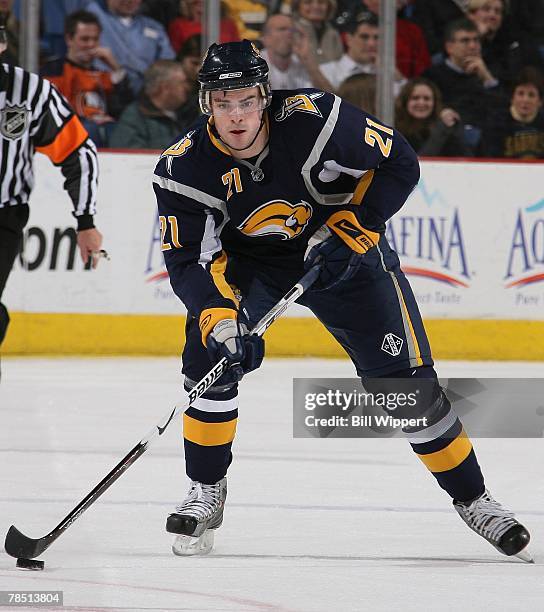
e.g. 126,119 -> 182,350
515,548 -> 534,564
172,530 -> 214,556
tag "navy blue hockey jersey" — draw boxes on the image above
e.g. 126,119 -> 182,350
153,89 -> 420,318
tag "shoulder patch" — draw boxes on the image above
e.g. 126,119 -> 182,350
0,103 -> 30,140
274,92 -> 325,122
161,130 -> 195,175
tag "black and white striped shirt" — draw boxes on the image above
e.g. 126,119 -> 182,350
0,63 -> 98,228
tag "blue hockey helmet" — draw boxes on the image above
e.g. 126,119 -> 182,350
198,40 -> 272,115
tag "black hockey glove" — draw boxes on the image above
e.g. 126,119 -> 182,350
304,211 -> 381,291
200,308 -> 265,384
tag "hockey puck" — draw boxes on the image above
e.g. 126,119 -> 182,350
16,558 -> 45,571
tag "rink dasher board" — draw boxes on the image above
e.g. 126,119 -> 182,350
3,153 -> 544,359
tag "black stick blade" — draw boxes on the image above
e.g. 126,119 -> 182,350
4,526 -> 51,559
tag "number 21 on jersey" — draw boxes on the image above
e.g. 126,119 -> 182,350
364,118 -> 393,157
222,167 -> 243,200
159,215 -> 181,251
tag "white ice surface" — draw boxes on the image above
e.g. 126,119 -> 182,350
1,357 -> 543,612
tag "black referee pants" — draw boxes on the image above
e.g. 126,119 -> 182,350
0,205 -> 29,345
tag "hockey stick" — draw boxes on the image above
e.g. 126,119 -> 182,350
4,263 -> 322,560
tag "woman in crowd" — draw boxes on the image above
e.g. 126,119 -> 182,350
395,77 -> 470,156
292,0 -> 343,64
481,67 -> 544,158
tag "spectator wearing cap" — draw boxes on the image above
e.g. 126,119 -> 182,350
260,13 -> 333,91
481,67 -> 544,158
320,12 -> 406,94
86,0 -> 175,95
292,0 -> 343,64
110,60 -> 198,149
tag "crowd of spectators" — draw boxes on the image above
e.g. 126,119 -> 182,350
1,0 -> 543,157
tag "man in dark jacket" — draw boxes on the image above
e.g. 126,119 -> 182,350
423,18 -> 506,148
110,60 -> 199,149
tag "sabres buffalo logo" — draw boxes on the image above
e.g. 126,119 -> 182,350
238,200 -> 313,240
275,93 -> 324,122
161,131 -> 195,175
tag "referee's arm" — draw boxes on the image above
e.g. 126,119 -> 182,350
34,82 -> 103,267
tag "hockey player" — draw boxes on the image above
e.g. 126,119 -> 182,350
152,40 -> 532,561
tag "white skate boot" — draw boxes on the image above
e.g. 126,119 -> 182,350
166,477 -> 227,556
454,489 -> 533,562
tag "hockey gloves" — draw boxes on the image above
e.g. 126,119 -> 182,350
304,211 -> 381,291
200,308 -> 264,383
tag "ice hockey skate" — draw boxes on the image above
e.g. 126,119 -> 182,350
454,489 -> 533,562
166,477 -> 227,556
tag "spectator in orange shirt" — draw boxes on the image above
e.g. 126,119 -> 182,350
168,0 -> 240,54
43,10 -> 132,146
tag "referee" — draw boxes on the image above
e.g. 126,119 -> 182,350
0,26 -> 103,375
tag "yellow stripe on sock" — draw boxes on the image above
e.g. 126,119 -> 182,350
183,413 -> 237,446
417,429 -> 473,473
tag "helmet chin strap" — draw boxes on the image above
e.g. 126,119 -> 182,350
220,110 -> 268,153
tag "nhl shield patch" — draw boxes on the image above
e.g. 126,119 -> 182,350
0,104 -> 30,140
381,333 -> 403,357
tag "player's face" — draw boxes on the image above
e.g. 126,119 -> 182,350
297,0 -> 329,24
67,23 -> 101,65
511,84 -> 542,121
406,84 -> 434,120
470,0 -> 503,34
211,87 -> 266,151
347,24 -> 379,65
